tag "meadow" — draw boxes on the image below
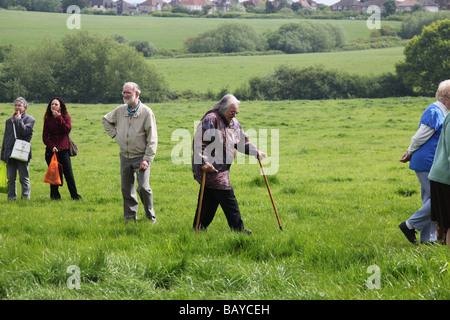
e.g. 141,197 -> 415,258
1,97 -> 450,302
153,47 -> 404,92
0,10 -> 406,95
1,9 -> 449,304
0,10 -> 402,48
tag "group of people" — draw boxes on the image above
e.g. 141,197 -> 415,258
1,97 -> 81,201
4,79 -> 450,239
1,82 -> 264,233
399,79 -> 450,247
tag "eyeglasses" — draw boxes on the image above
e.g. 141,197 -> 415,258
229,111 -> 239,116
122,91 -> 134,95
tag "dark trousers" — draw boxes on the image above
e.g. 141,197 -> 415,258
193,187 -> 244,231
45,150 -> 81,200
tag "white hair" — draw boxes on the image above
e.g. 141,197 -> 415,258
213,94 -> 240,115
436,79 -> 450,102
14,97 -> 28,109
123,82 -> 141,94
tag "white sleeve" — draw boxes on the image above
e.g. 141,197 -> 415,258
407,124 -> 435,154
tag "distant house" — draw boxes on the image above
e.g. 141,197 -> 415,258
88,0 -> 117,10
359,0 -> 385,11
116,0 -> 136,14
331,0 -> 440,11
88,0 -> 137,13
293,0 -> 319,9
137,0 -> 163,12
331,0 -> 360,11
171,0 -> 213,11
214,0 -> 231,12
396,0 -> 439,12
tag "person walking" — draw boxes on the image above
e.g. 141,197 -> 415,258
1,97 -> 35,201
102,82 -> 158,223
399,80 -> 450,244
43,97 -> 82,200
192,94 -> 265,233
427,80 -> 450,246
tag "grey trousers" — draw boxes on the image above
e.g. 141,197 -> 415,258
120,154 -> 155,221
407,171 -> 436,243
6,158 -> 30,200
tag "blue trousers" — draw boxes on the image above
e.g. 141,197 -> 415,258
407,171 -> 436,242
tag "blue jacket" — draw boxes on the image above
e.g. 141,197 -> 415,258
410,103 -> 445,172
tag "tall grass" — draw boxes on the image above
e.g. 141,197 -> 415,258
0,97 -> 449,300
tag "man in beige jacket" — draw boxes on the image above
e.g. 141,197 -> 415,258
102,82 -> 158,223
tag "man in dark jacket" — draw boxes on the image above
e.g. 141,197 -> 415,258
192,94 -> 265,233
1,97 -> 35,200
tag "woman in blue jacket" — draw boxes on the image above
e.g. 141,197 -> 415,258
399,83 -> 450,244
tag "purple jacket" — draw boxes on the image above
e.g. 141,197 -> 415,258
192,110 -> 258,190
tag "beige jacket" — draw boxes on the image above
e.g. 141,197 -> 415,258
102,102 -> 157,163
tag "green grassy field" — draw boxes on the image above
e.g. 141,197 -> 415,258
0,10 -> 406,95
1,97 -> 449,301
152,47 -> 404,92
0,10 -> 402,48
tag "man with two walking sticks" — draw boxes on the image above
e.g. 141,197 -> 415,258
192,94 -> 266,233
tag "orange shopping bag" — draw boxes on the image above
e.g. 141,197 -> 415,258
44,153 -> 62,186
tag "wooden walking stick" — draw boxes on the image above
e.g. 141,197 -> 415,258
259,159 -> 283,231
195,170 -> 206,233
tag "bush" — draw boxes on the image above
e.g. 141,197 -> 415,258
0,31 -> 168,103
185,22 -> 266,53
242,65 -> 411,100
400,10 -> 450,39
396,19 -> 450,96
266,21 -> 346,54
0,44 -> 12,62
129,40 -> 156,57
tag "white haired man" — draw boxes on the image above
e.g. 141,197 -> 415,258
192,94 -> 266,233
102,82 -> 158,223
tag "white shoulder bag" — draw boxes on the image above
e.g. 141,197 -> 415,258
10,123 -> 31,162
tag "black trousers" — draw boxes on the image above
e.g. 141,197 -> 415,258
193,187 -> 244,232
45,150 -> 81,200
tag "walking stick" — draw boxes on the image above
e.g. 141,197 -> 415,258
195,170 -> 206,233
259,159 -> 283,231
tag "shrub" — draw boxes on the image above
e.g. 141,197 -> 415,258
266,22 -> 346,54
185,23 -> 266,53
243,65 -> 411,100
400,10 -> 450,39
129,40 -> 156,57
0,31 -> 168,103
396,19 -> 450,96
